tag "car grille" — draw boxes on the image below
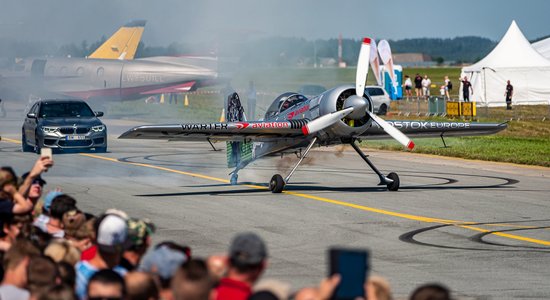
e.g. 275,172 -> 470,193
58,140 -> 92,147
59,127 -> 90,134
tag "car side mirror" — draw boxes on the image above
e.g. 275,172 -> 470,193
26,113 -> 36,118
95,111 -> 104,117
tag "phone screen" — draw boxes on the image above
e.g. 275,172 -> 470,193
329,248 -> 369,300
40,148 -> 52,159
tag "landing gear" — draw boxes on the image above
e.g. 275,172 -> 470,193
269,174 -> 285,193
268,137 -> 318,193
386,172 -> 400,191
350,140 -> 400,191
230,173 -> 238,185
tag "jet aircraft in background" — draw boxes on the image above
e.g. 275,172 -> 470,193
120,38 -> 507,193
0,20 -> 218,103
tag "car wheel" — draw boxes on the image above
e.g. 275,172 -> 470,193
21,131 -> 33,152
378,104 -> 387,116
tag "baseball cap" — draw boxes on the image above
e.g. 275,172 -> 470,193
43,191 -> 63,213
138,244 -> 187,280
127,218 -> 156,248
22,172 -> 46,186
229,232 -> 268,265
96,214 -> 129,253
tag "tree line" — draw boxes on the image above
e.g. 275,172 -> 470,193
0,35 -> 503,68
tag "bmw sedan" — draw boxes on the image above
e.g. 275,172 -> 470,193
22,99 -> 107,153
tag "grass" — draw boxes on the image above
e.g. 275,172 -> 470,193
106,66 -> 549,168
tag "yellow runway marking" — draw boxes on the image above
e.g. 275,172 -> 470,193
3,138 -> 550,247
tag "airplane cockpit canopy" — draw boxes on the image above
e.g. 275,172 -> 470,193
264,92 -> 308,119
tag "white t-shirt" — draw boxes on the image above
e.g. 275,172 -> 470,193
405,78 -> 412,87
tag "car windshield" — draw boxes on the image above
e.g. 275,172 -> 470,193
39,102 -> 95,118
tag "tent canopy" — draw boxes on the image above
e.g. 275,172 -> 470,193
533,37 -> 550,60
463,21 -> 550,72
460,21 -> 550,106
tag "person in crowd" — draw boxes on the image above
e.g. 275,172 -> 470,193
86,269 -> 127,300
125,271 -> 159,300
139,242 -> 188,300
44,239 -> 81,266
0,239 -> 40,300
414,73 -> 423,98
0,214 -> 27,251
33,190 -> 63,233
403,75 -> 413,100
171,259 -> 213,300
72,217 -> 97,260
42,194 -> 77,238
74,213 -> 129,300
460,76 -> 473,102
422,75 -> 431,99
444,75 -> 452,100
409,283 -> 451,300
38,284 -> 77,300
505,80 -> 514,110
121,218 -> 155,272
17,156 -> 53,202
0,170 -> 34,215
27,255 -> 59,299
57,261 -> 77,290
215,232 -> 268,300
206,254 -> 227,283
253,279 -> 291,300
21,172 -> 46,209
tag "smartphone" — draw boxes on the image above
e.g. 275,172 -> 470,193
40,147 -> 52,159
329,248 -> 369,300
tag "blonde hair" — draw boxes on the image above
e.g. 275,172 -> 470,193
44,240 -> 81,266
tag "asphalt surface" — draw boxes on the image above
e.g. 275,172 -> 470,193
1,102 -> 550,299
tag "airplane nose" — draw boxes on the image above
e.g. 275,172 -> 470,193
343,95 -> 368,120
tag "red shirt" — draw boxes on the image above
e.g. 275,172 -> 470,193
80,245 -> 97,261
215,277 -> 252,300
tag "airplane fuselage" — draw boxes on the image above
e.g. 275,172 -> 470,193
3,57 -> 217,101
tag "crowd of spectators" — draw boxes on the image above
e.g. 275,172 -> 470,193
1,156 -> 453,300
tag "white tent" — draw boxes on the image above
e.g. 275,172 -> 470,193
532,37 -> 550,59
461,21 -> 550,107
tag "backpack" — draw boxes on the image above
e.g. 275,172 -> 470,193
447,81 -> 453,90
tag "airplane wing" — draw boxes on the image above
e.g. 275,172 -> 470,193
360,120 -> 507,139
119,120 -> 309,142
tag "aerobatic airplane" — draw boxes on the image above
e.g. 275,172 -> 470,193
120,38 -> 507,193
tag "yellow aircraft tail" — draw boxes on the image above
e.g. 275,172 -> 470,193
88,20 -> 146,60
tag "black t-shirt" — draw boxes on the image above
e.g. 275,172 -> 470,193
0,200 -> 14,215
414,76 -> 422,88
462,80 -> 472,93
506,84 -> 513,97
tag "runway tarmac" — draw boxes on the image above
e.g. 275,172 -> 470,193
1,107 -> 550,299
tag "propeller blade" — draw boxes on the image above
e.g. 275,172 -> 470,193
302,107 -> 354,135
367,111 -> 415,150
356,37 -> 372,96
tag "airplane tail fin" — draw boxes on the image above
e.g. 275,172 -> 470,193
225,92 -> 253,168
88,20 -> 146,60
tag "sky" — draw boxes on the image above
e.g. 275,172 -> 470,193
0,0 -> 549,46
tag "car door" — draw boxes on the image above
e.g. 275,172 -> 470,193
25,103 -> 39,145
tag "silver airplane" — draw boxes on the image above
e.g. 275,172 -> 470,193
0,21 -> 218,102
120,38 -> 507,193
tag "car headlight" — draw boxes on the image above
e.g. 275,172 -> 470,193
41,126 -> 59,133
91,125 -> 106,132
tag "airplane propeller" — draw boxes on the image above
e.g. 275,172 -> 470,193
301,37 -> 414,150
347,37 -> 415,150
